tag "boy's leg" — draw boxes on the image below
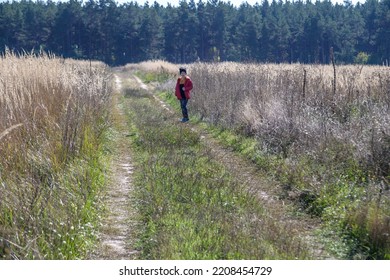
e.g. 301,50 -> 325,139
180,99 -> 189,121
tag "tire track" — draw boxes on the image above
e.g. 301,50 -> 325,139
132,73 -> 335,259
90,73 -> 139,259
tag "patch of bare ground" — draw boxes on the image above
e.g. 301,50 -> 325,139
89,72 -> 139,260
132,73 -> 335,259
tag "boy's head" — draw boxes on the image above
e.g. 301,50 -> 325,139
179,67 -> 187,75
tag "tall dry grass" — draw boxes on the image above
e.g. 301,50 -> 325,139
189,62 -> 390,258
191,62 -> 390,172
0,51 -> 112,259
124,60 -> 179,75
124,60 -> 180,91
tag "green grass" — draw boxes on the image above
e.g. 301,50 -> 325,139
194,122 -> 389,259
135,70 -> 173,84
153,76 -> 390,260
0,117 -> 111,260
122,87 -> 309,260
0,56 -> 112,259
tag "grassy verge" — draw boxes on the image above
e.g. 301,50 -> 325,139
160,91 -> 389,259
123,86 -> 310,259
208,128 -> 390,259
145,71 -> 389,259
0,55 -> 112,259
0,119 -> 111,259
135,69 -> 176,85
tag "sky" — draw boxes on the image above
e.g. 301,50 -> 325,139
114,0 -> 365,7
0,0 -> 367,6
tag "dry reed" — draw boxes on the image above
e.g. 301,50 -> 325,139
189,62 -> 390,258
0,50 -> 112,259
190,62 -> 390,170
124,60 -> 179,75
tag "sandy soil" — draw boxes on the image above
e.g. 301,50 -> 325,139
90,74 -> 139,260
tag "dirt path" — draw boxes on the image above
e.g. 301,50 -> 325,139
90,73 -> 139,260
91,71 -> 333,259
132,73 -> 334,259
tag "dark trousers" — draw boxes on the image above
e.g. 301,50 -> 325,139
180,99 -> 188,119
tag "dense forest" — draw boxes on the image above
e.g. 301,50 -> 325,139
0,0 -> 389,65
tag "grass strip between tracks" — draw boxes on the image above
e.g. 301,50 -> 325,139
123,86 -> 309,260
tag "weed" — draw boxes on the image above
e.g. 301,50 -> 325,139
0,52 -> 112,259
136,60 -> 390,259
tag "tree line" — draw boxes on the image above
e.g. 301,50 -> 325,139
0,0 -> 389,65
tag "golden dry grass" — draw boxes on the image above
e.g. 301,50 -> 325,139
0,51 -> 112,259
188,62 -> 390,259
190,62 -> 390,162
124,60 -> 179,75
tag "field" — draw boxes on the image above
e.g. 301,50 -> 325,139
189,62 -> 390,259
0,55 -> 389,260
0,52 -> 112,259
151,61 -> 390,259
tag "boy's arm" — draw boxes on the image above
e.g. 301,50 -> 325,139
186,78 -> 193,91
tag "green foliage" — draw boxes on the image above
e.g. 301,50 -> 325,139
0,123 -> 110,259
354,52 -> 370,64
343,200 -> 390,259
136,70 -> 173,84
210,129 -> 390,259
0,0 -> 389,64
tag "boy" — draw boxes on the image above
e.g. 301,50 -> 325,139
175,67 -> 193,122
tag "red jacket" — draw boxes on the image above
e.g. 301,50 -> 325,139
175,76 -> 193,100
